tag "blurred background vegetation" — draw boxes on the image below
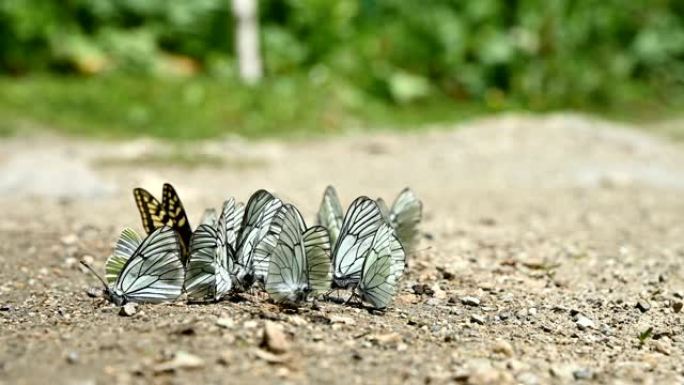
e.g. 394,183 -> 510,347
1,0 -> 683,139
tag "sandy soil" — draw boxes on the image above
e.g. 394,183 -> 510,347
1,113 -> 683,385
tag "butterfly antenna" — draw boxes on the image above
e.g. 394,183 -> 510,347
79,260 -> 109,291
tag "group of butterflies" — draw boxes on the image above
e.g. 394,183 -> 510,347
81,183 -> 422,310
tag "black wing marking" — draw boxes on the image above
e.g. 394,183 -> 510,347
133,187 -> 165,235
162,183 -> 193,257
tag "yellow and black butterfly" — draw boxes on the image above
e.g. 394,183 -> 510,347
133,183 -> 193,264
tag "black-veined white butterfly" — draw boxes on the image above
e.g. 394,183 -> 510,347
266,204 -> 331,304
82,226 -> 185,306
317,185 -> 344,247
133,183 -> 193,264
330,196 -> 385,289
354,222 -> 405,309
184,198 -> 244,302
233,190 -> 283,288
377,188 -> 422,254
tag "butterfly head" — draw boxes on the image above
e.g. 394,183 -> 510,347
109,289 -> 127,306
81,261 -> 120,306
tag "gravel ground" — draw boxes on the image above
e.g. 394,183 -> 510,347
1,113 -> 683,385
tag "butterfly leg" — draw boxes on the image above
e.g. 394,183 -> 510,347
344,292 -> 357,306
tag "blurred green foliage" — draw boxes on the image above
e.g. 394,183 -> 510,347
1,0 -> 684,138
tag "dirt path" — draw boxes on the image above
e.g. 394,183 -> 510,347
1,113 -> 683,385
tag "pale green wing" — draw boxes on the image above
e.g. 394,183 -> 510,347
266,205 -> 308,303
317,185 -> 344,247
356,223 -> 405,309
105,228 -> 142,284
389,188 -> 422,253
303,226 -> 331,295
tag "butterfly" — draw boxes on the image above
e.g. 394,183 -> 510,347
82,226 -> 185,306
233,189 -> 283,289
184,198 -> 244,302
317,185 -> 344,247
330,196 -> 385,289
377,187 -> 423,253
133,183 -> 193,264
354,222 -> 406,309
266,204 -> 331,304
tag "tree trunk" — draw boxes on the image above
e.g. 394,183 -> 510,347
232,0 -> 262,84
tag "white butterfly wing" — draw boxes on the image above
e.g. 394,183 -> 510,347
331,197 -> 384,288
317,185 -> 344,247
237,193 -> 283,284
356,223 -> 405,309
185,224 -> 233,302
114,226 -> 185,303
236,191 -> 276,267
266,205 -> 308,303
303,226 -> 331,295
105,228 -> 142,284
222,198 -> 244,250
389,188 -> 422,252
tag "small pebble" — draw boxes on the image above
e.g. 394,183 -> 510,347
154,351 -> 204,372
66,351 -> 79,364
119,303 -> 137,317
575,315 -> 594,330
672,302 -> 682,313
470,314 -> 486,325
261,321 -> 290,354
215,317 -> 234,329
653,340 -> 671,356
636,300 -> 651,313
86,287 -> 102,298
461,296 -> 481,307
217,350 -> 233,366
60,234 -> 79,246
492,340 -> 514,357
573,368 -> 593,380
